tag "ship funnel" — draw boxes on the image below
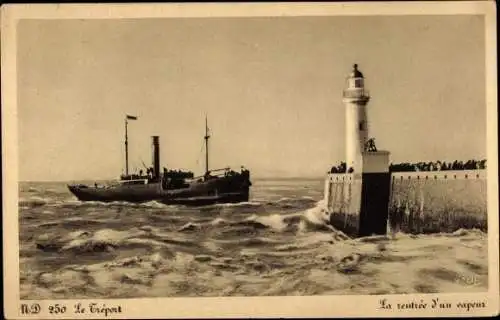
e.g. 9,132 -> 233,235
152,136 -> 160,179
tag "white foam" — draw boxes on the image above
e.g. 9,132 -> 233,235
216,201 -> 262,208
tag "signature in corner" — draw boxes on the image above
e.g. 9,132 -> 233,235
455,273 -> 482,286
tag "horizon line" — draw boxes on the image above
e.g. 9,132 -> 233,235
18,175 -> 328,183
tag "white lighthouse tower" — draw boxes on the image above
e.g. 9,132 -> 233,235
324,63 -> 391,237
343,64 -> 370,173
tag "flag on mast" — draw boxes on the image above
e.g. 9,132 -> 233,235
126,115 -> 138,120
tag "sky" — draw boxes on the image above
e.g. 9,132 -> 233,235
17,15 -> 486,181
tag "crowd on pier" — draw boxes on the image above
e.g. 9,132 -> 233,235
388,159 -> 487,172
329,159 -> 487,174
330,162 -> 351,173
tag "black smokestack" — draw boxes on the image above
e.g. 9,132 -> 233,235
152,136 -> 160,179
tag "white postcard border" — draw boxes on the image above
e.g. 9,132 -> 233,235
2,1 -> 498,318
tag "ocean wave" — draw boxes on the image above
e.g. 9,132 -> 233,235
21,185 -> 62,194
140,201 -> 180,210
232,219 -> 270,230
57,200 -> 97,208
122,238 -> 171,250
60,218 -> 106,229
243,214 -> 289,232
214,236 -> 287,248
61,239 -> 118,253
59,229 -> 133,253
297,200 -> 335,233
19,196 -> 49,208
276,197 -> 293,202
36,222 -> 61,229
298,219 -> 336,233
50,194 -> 314,213
35,228 -> 151,254
277,196 -> 317,203
177,222 -> 203,232
180,211 -> 306,234
210,217 -> 229,226
177,217 -> 232,232
260,196 -> 318,210
336,253 -> 363,274
193,201 -> 336,235
56,199 -> 180,210
282,213 -> 303,226
60,198 -> 260,210
446,228 -> 487,238
146,213 -> 184,224
301,196 -> 315,200
215,201 -> 262,208
203,204 -> 337,236
383,228 -> 487,241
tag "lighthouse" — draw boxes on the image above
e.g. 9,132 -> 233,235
343,64 -> 370,173
324,63 -> 392,237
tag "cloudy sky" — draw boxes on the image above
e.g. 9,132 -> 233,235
17,14 -> 486,181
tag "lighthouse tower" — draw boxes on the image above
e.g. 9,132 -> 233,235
324,63 -> 392,237
343,64 -> 370,173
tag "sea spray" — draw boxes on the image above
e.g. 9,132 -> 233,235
298,200 -> 334,233
251,214 -> 288,232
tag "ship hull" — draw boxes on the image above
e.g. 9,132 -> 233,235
67,183 -> 163,203
67,174 -> 251,206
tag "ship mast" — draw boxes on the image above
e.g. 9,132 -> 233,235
204,116 -> 210,174
124,114 -> 138,176
125,118 -> 129,176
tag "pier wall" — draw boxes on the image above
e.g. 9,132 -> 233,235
389,169 -> 487,234
325,173 -> 362,236
325,169 -> 487,236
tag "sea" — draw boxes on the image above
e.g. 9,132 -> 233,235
19,179 -> 488,299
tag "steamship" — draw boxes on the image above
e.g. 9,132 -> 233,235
67,115 -> 251,206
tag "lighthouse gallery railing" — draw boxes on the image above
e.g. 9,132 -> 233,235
343,88 -> 370,99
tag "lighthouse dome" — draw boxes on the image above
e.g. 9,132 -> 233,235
350,64 -> 364,78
